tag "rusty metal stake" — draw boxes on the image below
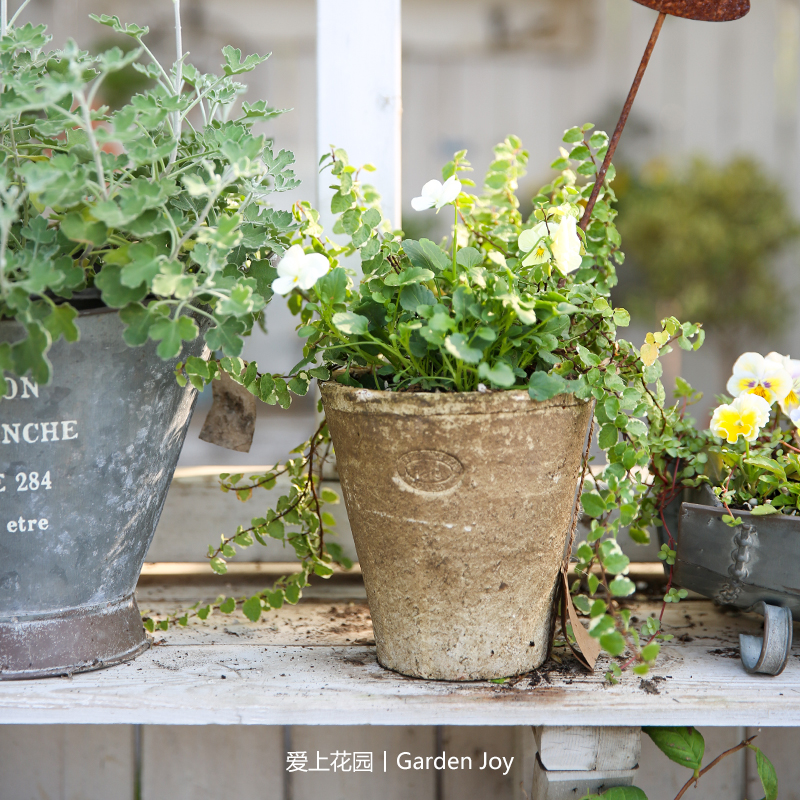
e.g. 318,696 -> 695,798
580,12 -> 666,230
579,0 -> 751,231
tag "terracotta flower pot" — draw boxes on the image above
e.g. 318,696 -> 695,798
320,382 -> 593,681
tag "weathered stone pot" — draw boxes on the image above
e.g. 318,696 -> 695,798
320,382 -> 593,681
0,308 -> 206,679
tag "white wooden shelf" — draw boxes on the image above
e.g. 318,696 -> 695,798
2,571 -> 798,727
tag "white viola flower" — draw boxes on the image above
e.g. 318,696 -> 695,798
518,221 -> 551,266
789,405 -> 800,431
550,213 -> 583,275
411,175 -> 462,212
271,245 -> 330,295
725,352 -> 793,406
710,393 -> 772,444
766,351 -> 800,417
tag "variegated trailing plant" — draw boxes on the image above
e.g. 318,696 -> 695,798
153,125 -> 716,688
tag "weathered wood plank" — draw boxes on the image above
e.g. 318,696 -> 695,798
745,727 -> 800,800
289,726 -> 436,800
440,726 -> 517,799
141,725 -> 284,800
636,726 -> 746,800
533,726 -> 640,771
0,724 -> 134,800
1,598 -> 798,727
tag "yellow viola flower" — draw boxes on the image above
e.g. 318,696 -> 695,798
710,394 -> 771,444
766,351 -> 800,417
725,352 -> 792,405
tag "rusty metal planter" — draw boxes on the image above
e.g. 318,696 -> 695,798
320,382 -> 593,681
0,308 -> 205,679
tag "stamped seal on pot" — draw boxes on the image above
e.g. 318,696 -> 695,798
394,450 -> 464,494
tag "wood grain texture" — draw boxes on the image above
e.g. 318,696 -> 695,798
289,726 -> 436,800
636,727 -> 747,800
141,725 -> 284,800
0,725 -> 134,800
1,598 -> 798,726
533,726 -> 640,771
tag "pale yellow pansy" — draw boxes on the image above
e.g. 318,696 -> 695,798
550,214 -> 583,275
725,352 -> 792,405
710,393 -> 771,444
766,351 -> 800,417
518,222 -> 551,267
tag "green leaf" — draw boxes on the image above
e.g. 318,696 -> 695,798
456,246 -> 482,269
750,504 -> 779,516
581,493 -> 607,519
61,213 -> 107,247
598,424 -> 618,450
332,312 -> 369,336
119,302 -> 154,346
148,315 -> 199,360
316,267 -> 348,305
528,371 -> 567,401
399,283 -> 436,313
643,727 -> 705,772
242,596 -> 262,623
609,576 -> 636,597
42,304 -> 79,343
752,746 -> 778,800
403,238 -> 450,274
219,597 -> 236,614
599,630 -> 626,656
120,243 -> 160,288
563,126 -> 583,143
11,323 -> 52,385
222,45 -> 269,75
478,361 -> 516,388
640,643 -> 661,661
95,265 -> 148,308
603,553 -> 630,574
577,344 -> 601,367
601,788 -> 648,800
205,318 -> 247,356
444,333 -> 482,364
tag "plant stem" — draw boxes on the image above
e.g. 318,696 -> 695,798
168,0 -> 183,171
672,735 -> 757,800
451,202 -> 458,281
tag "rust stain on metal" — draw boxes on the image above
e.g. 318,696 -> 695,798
632,0 -> 750,21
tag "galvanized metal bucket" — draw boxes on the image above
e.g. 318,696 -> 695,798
670,484 -> 797,675
0,308 -> 206,679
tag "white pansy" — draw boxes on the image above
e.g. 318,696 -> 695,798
725,352 -> 792,406
789,406 -> 800,430
518,221 -> 551,266
766,351 -> 800,417
411,175 -> 462,212
550,213 -> 583,275
271,245 -> 330,295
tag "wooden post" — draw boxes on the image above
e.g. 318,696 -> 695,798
532,726 -> 641,799
316,0 -> 402,232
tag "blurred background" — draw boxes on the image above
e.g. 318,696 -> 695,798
12,0 -> 800,464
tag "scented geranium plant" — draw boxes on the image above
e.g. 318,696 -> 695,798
155,126 -> 711,682
0,1 -> 298,390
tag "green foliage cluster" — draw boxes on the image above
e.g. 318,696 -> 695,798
580,727 -> 777,800
0,9 -> 299,390
615,157 -> 799,333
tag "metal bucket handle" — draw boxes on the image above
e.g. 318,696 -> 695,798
739,601 -> 793,676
